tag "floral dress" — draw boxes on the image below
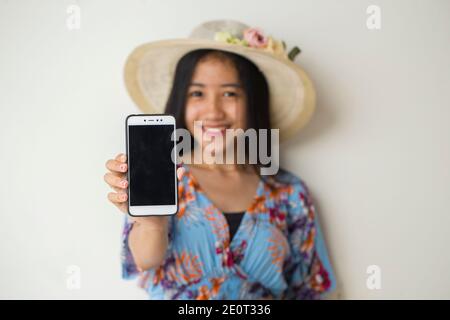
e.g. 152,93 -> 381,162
121,163 -> 337,299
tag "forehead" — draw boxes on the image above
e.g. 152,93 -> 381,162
191,56 -> 239,85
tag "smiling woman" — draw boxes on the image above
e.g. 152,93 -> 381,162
165,48 -> 271,175
105,19 -> 337,300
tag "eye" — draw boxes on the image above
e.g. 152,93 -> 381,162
223,91 -> 237,97
189,91 -> 203,97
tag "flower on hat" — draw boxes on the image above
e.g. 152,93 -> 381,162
214,31 -> 248,46
242,28 -> 268,48
264,36 -> 288,59
213,27 -> 301,62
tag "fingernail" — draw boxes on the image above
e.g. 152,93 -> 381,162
120,164 -> 126,171
121,180 -> 128,187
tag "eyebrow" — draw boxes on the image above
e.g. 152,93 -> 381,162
189,82 -> 242,88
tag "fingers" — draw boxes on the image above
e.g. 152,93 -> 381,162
106,164 -> 182,186
116,153 -> 127,163
106,154 -> 184,216
108,191 -> 128,203
177,167 -> 185,181
112,200 -> 128,214
105,153 -> 127,174
108,192 -> 128,214
105,159 -> 127,173
105,153 -> 129,214
104,172 -> 128,189
111,185 -> 125,193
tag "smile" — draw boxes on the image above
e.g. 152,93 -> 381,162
202,124 -> 230,136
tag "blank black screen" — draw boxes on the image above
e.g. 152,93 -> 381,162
128,124 -> 175,206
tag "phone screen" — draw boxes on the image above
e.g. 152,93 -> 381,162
128,124 -> 176,206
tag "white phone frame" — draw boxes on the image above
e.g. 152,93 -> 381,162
125,114 -> 178,216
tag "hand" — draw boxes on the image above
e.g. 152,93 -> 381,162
104,153 -> 185,227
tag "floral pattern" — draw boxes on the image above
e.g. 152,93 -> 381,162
213,27 -> 301,61
121,164 -> 336,299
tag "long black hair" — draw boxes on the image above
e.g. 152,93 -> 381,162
164,49 -> 273,177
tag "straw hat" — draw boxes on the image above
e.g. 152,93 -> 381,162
124,19 -> 316,141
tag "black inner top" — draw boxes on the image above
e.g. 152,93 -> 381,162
223,211 -> 245,240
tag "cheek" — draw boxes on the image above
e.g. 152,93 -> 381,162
184,107 -> 202,140
184,106 -> 197,129
228,102 -> 247,128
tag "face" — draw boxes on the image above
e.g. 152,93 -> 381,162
184,55 -> 247,156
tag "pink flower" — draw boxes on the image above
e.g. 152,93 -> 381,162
243,28 -> 268,48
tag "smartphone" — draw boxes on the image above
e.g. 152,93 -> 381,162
125,114 -> 178,216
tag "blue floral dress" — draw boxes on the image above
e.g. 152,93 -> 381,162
121,163 -> 337,299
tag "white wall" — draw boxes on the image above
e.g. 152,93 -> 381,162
0,0 -> 449,299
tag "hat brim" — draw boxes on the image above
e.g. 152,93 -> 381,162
124,39 -> 316,141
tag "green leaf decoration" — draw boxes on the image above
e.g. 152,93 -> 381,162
288,46 -> 301,61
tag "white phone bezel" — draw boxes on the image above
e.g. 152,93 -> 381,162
126,114 -> 178,216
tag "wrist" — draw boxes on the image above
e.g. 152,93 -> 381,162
131,218 -> 168,232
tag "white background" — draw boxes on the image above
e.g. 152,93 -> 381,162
0,0 -> 449,299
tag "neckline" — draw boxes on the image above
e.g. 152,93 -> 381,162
182,163 -> 264,247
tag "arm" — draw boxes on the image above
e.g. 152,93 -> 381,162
128,217 -> 170,271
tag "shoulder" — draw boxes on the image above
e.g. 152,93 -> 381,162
273,168 -> 304,185
262,168 -> 316,219
263,167 -> 311,197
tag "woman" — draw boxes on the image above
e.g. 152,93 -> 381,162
104,20 -> 337,299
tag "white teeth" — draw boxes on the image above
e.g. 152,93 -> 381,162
203,126 -> 228,131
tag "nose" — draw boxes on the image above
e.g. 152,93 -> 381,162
204,95 -> 225,119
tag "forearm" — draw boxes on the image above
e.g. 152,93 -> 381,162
128,220 -> 169,271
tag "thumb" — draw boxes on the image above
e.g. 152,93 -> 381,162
176,167 -> 185,180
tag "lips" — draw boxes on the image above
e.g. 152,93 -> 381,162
202,124 -> 230,136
